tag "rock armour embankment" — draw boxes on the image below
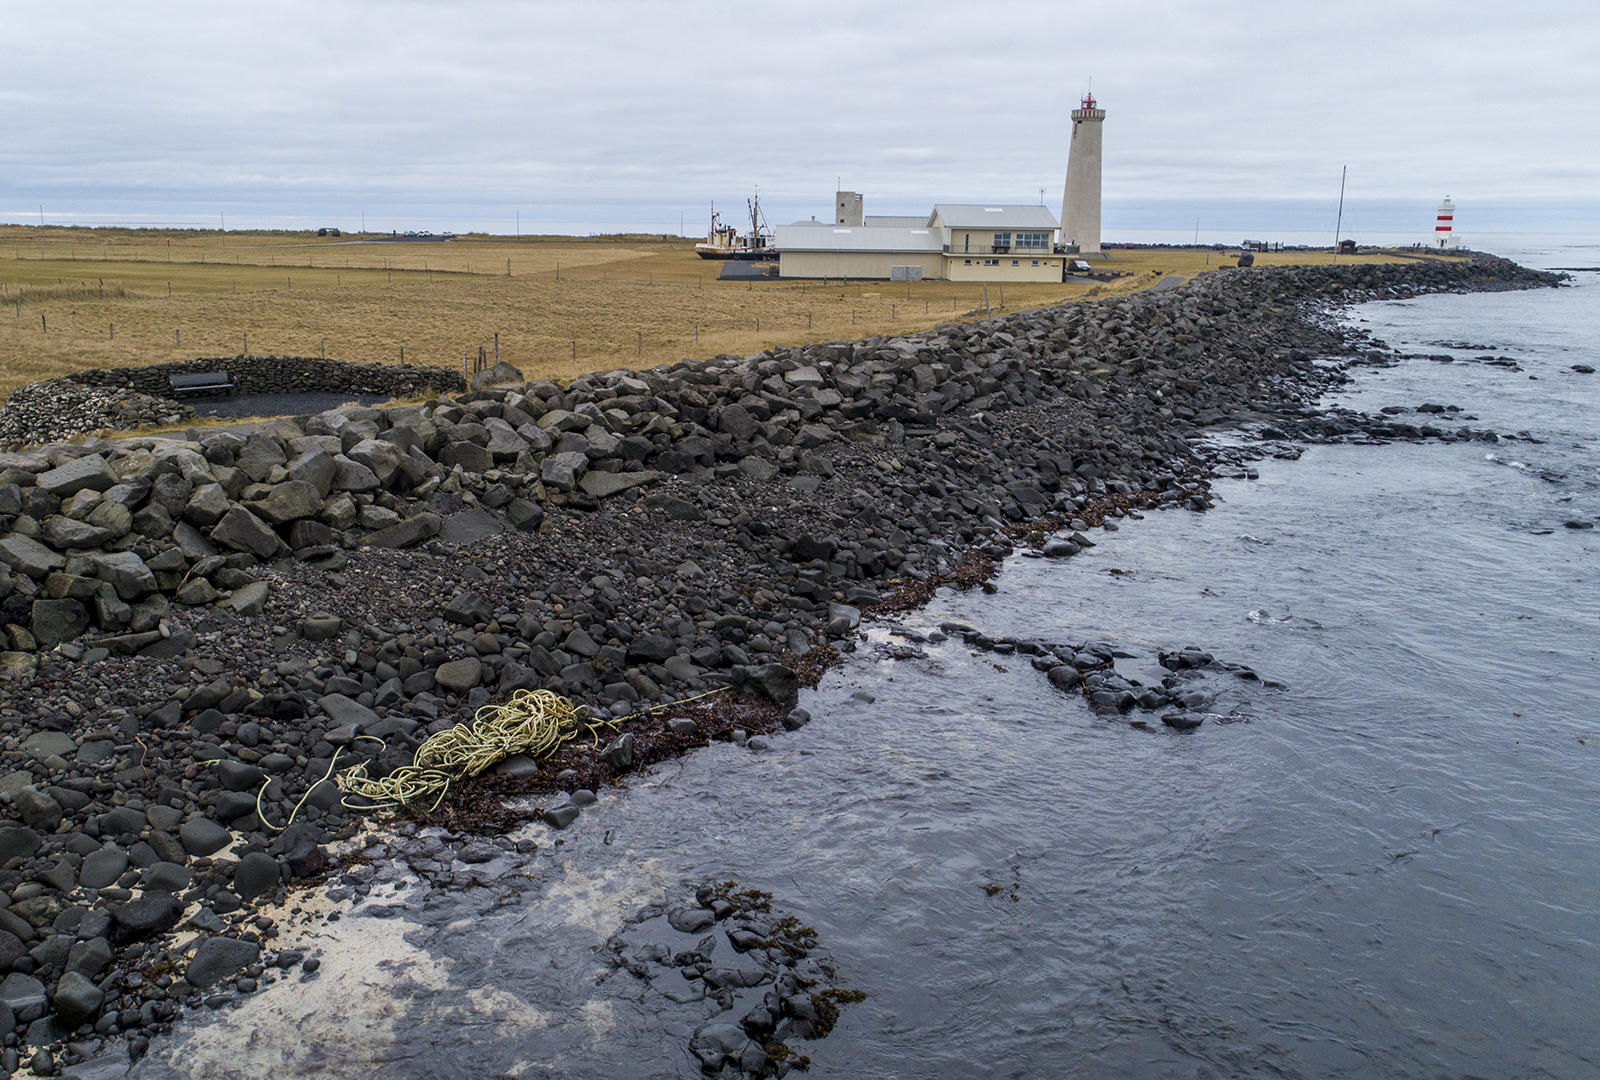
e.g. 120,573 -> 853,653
0,253 -> 1562,1070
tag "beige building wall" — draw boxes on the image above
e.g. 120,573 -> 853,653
779,250 -> 945,280
945,254 -> 1063,282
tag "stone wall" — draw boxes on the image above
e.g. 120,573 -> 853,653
68,356 -> 466,399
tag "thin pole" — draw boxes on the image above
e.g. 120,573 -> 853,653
1334,165 -> 1346,255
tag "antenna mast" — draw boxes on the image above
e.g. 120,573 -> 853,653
1334,165 -> 1346,252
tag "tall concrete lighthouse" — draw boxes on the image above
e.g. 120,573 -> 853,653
1060,92 -> 1106,254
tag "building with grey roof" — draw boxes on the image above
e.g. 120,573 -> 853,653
777,199 -> 1065,281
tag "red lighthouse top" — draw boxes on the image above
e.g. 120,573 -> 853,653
1081,92 -> 1096,109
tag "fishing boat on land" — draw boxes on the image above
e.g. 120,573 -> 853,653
694,194 -> 775,260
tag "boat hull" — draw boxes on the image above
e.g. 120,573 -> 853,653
695,246 -> 769,261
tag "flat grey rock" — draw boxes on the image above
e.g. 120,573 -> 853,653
179,817 -> 231,857
577,470 -> 662,498
318,693 -> 380,730
22,731 -> 77,760
36,454 -> 117,497
438,508 -> 506,545
0,972 -> 45,1011
78,848 -> 129,890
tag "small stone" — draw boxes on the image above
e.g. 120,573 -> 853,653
542,805 -> 580,829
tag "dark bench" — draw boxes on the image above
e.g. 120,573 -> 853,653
168,372 -> 238,397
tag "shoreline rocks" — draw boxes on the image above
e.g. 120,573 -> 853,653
0,253 -> 1563,1067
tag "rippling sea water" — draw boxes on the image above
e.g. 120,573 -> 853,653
154,248 -> 1600,1080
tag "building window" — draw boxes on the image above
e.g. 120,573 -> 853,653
1012,259 -> 1020,266
1031,260 -> 1040,266
983,258 -> 998,266
964,234 -> 970,253
1017,231 -> 1050,249
992,232 -> 1011,251
964,259 -> 971,265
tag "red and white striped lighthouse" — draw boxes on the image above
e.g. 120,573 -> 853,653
1435,197 -> 1456,248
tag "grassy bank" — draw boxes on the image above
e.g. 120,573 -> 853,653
0,225 -> 1435,397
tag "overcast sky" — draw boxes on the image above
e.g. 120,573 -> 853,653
4,1 -> 1598,242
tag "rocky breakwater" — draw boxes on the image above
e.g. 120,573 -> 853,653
0,253 -> 1561,1070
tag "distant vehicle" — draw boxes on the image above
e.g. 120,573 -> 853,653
1066,259 -> 1094,273
315,227 -> 341,237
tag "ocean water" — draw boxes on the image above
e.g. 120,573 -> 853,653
151,247 -> 1600,1079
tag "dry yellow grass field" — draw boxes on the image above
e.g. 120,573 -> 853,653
0,225 -> 1434,398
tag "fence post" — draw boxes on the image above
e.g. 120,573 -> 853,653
494,333 -> 499,365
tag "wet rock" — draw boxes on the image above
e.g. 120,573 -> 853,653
689,1023 -> 748,1069
668,907 -> 716,933
741,663 -> 799,708
598,733 -> 634,770
186,935 -> 262,989
542,805 -> 580,829
1047,665 -> 1083,692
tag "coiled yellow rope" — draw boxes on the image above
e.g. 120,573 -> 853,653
256,685 -> 736,827
339,688 -> 598,813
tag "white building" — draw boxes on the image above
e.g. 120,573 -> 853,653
776,203 -> 1064,282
